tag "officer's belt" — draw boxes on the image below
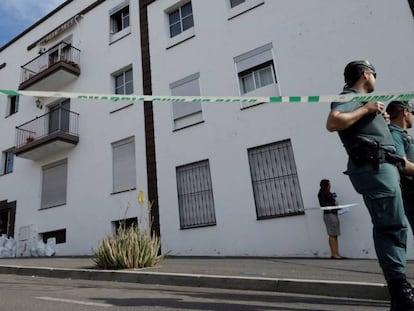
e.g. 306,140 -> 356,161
348,137 -> 405,170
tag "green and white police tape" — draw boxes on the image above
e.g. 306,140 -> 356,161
1,89 -> 414,104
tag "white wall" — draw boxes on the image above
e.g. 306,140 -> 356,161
148,0 -> 414,258
0,0 -> 149,255
1,0 -> 414,258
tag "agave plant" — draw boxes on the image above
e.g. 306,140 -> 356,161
93,225 -> 163,269
93,194 -> 164,269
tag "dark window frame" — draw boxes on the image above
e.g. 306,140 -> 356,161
6,95 -> 19,117
41,228 -> 66,244
2,151 -> 14,175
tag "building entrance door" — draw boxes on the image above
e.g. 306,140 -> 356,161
0,201 -> 16,238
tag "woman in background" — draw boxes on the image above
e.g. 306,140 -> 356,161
318,179 -> 345,259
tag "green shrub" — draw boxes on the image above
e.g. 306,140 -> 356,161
93,225 -> 163,269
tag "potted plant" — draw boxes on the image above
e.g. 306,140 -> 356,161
26,136 -> 34,143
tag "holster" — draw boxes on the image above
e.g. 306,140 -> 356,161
348,136 -> 405,171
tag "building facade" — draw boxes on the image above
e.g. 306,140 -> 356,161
1,0 -> 414,258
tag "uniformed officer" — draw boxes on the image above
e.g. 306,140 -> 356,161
387,101 -> 414,235
326,60 -> 414,310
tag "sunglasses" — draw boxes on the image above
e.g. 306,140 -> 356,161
365,71 -> 376,79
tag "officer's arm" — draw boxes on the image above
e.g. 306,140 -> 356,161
326,101 -> 383,132
400,157 -> 414,175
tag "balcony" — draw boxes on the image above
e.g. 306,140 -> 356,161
14,107 -> 79,160
19,41 -> 81,91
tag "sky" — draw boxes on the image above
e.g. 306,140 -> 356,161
0,0 -> 66,47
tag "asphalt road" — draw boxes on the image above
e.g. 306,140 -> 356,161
0,274 -> 390,311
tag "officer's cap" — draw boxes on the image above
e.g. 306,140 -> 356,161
344,60 -> 376,86
386,101 -> 414,119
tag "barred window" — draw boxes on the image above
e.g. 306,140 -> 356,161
248,140 -> 304,219
176,160 -> 216,229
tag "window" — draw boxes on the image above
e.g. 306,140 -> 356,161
48,99 -> 70,133
114,68 -> 133,95
6,95 -> 18,117
176,160 -> 216,229
228,0 -> 265,19
234,43 -> 279,108
239,61 -> 275,94
230,0 -> 246,7
169,2 -> 194,38
112,217 -> 138,232
112,137 -> 136,193
109,1 -> 131,43
110,5 -> 129,34
41,229 -> 66,244
41,159 -> 68,209
1,150 -> 14,175
248,140 -> 304,219
170,73 -> 203,130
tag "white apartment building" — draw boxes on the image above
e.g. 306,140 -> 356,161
1,0 -> 414,258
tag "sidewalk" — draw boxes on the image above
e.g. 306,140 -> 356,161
0,256 -> 413,301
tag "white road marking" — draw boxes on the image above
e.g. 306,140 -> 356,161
35,296 -> 112,307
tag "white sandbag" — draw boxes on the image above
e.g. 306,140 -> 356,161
0,234 -> 7,247
45,237 -> 56,256
36,240 -> 46,257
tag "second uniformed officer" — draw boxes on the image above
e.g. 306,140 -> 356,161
387,100 -> 414,235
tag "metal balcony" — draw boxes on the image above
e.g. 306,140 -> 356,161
14,107 -> 79,160
19,41 -> 81,91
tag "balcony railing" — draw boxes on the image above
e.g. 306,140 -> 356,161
20,41 -> 80,86
15,107 -> 79,149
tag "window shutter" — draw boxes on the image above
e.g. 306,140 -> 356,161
112,137 -> 136,192
170,73 -> 201,120
41,160 -> 67,208
234,43 -> 273,73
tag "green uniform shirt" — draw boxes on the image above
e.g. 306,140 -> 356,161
388,124 -> 414,161
331,88 -> 396,154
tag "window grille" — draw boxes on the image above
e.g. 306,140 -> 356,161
248,140 -> 304,219
176,160 -> 216,229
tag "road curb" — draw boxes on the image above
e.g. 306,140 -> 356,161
0,265 -> 389,301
